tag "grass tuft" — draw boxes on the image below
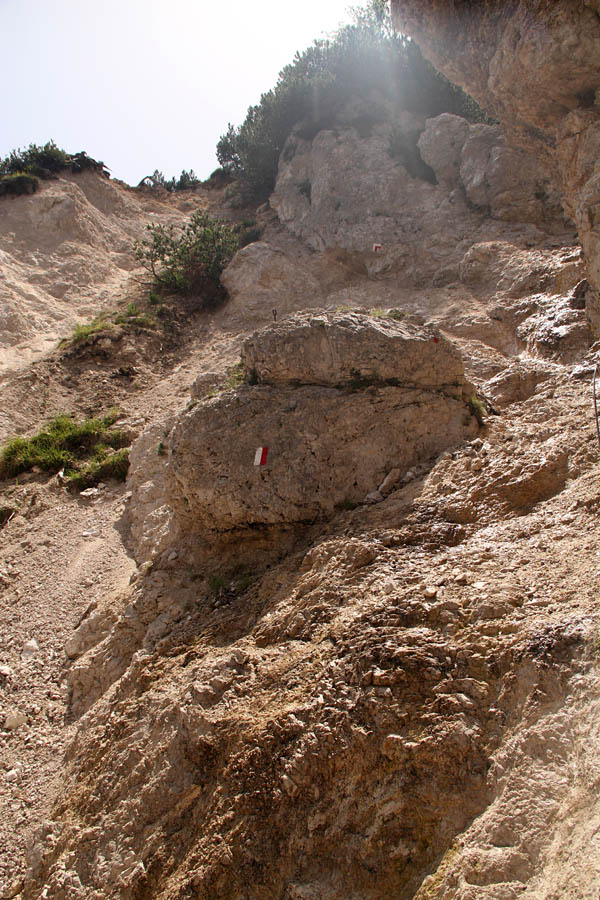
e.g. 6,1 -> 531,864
468,394 -> 488,426
0,412 -> 130,490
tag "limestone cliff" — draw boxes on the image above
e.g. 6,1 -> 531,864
391,0 -> 600,317
2,20 -> 600,900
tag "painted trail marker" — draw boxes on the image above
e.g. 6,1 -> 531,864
254,447 -> 269,466
372,243 -> 382,253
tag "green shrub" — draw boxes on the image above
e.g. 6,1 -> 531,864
0,141 -> 108,181
141,168 -> 201,192
0,140 -> 69,177
0,412 -> 130,489
217,0 -> 489,204
134,210 -> 239,303
0,172 -> 40,196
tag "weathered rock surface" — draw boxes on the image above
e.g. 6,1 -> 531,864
5,32 -> 600,900
390,0 -> 600,303
270,113 -> 566,288
241,311 -> 466,389
165,312 -> 477,541
221,241 -> 325,326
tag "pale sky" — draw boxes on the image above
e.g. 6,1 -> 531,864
0,0 -> 355,185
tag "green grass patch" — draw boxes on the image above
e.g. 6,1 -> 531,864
67,317 -> 111,345
468,394 -> 488,425
62,302 -> 157,348
224,361 -> 246,390
0,412 -> 130,489
369,307 -> 405,320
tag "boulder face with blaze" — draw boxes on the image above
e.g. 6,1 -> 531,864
161,312 -> 478,553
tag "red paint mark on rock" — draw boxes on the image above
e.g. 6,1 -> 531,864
254,447 -> 269,466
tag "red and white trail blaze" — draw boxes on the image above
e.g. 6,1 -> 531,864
254,447 -> 269,466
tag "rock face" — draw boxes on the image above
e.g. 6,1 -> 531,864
269,113 -> 566,285
221,241 -> 325,327
165,312 -> 477,547
390,0 -> 600,300
241,312 -> 465,389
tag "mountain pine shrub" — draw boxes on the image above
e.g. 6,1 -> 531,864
134,211 -> 239,304
217,0 -> 490,204
0,141 -> 108,196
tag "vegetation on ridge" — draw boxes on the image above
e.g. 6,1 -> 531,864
0,140 -> 109,197
217,0 -> 490,204
138,169 -> 202,192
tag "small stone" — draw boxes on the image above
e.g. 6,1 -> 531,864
281,774 -> 299,797
372,667 -> 389,685
382,734 -> 404,759
82,530 -> 100,538
79,487 -> 99,498
22,638 -> 39,659
5,765 -> 22,783
453,571 -> 468,584
168,551 -> 178,561
378,468 -> 401,495
471,458 -> 484,472
4,711 -> 27,730
0,665 -> 12,678
0,877 -> 24,899
423,586 -> 437,599
364,490 -> 383,504
472,581 -> 486,590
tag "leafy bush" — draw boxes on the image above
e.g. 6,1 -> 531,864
217,0 -> 490,204
0,140 -> 69,177
0,412 -> 130,489
134,210 -> 239,303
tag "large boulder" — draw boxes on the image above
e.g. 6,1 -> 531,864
221,241 -> 324,327
459,125 -> 563,224
163,313 -> 478,545
417,112 -> 470,187
241,311 -> 466,390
